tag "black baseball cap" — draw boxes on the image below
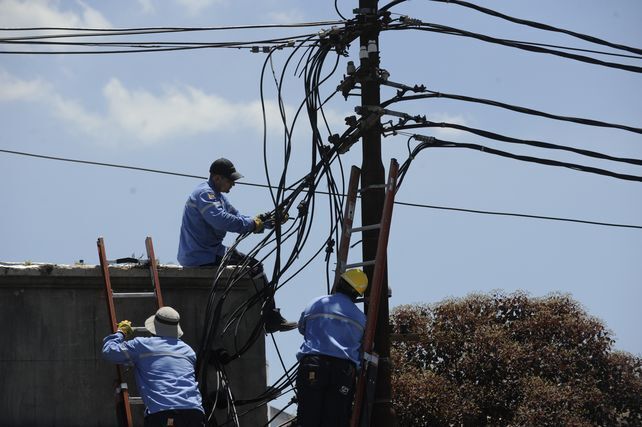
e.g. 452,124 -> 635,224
209,158 -> 243,181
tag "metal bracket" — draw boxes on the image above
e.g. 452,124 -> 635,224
363,352 -> 379,366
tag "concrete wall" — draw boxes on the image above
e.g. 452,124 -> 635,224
0,263 -> 267,426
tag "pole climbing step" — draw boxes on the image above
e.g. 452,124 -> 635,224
97,236 -> 165,427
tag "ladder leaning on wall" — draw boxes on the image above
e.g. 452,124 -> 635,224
97,236 -> 164,427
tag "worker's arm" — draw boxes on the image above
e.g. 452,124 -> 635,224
101,332 -> 136,366
197,192 -> 255,234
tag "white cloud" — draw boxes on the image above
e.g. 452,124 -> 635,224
0,0 -> 111,52
0,0 -> 111,28
0,69 -> 50,101
0,69 -> 288,146
137,0 -> 155,14
102,79 -> 288,142
267,10 -> 305,24
50,94 -> 105,134
176,0 -> 222,15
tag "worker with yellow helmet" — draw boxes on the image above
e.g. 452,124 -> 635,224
295,269 -> 369,426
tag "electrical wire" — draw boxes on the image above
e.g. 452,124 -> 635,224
3,8 -> 642,421
386,21 -> 642,74
398,134 -> 642,182
2,148 -> 639,229
193,21 -> 360,423
380,0 -> 642,57
0,36 -> 317,55
394,200 -> 642,230
383,120 -> 642,166
335,0 -> 348,20
425,0 -> 642,56
380,88 -> 642,135
0,20 -> 346,40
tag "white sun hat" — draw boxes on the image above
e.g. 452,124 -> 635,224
145,306 -> 184,338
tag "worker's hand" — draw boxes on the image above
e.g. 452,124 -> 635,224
117,320 -> 134,340
253,216 -> 265,234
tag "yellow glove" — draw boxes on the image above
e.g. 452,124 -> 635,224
253,216 -> 265,233
117,320 -> 134,340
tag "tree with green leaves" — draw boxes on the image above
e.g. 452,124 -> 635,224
390,292 -> 641,426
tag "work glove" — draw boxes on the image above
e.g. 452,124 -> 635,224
253,216 -> 265,234
117,320 -> 134,340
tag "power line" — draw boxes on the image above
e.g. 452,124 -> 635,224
401,135 -> 642,182
2,148 -> 640,230
389,22 -> 642,74
0,20 -> 347,40
381,88 -> 642,135
394,200 -> 642,230
0,36 -> 317,55
384,120 -> 642,166
425,0 -> 642,56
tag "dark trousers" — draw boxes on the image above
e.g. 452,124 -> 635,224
212,249 -> 276,312
144,409 -> 205,427
296,354 -> 357,427
213,248 -> 262,273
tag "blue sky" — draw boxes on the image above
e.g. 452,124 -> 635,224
1,0 -> 641,413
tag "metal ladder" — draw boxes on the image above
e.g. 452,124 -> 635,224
332,159 -> 398,427
97,236 -> 164,427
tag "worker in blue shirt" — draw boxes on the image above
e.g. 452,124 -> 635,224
177,157 -> 296,333
296,269 -> 368,427
102,306 -> 205,427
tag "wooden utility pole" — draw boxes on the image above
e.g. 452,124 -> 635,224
357,0 -> 397,425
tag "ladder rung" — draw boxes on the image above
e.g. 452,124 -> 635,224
112,292 -> 156,299
345,260 -> 376,269
128,396 -> 144,405
349,224 -> 381,233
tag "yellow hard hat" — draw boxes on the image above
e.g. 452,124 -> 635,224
341,269 -> 368,295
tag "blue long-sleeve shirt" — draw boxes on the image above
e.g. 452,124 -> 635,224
297,292 -> 366,367
101,333 -> 204,415
177,180 -> 255,266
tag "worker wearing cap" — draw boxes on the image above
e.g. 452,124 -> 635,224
102,306 -> 205,427
295,269 -> 368,426
177,157 -> 296,333
177,158 -> 258,267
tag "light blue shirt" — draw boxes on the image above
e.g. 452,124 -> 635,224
297,292 -> 366,367
177,180 -> 255,266
102,333 -> 204,415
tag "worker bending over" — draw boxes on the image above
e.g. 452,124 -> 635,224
177,157 -> 295,333
102,306 -> 205,427
296,269 -> 368,426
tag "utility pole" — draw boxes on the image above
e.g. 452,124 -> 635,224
357,0 -> 397,425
